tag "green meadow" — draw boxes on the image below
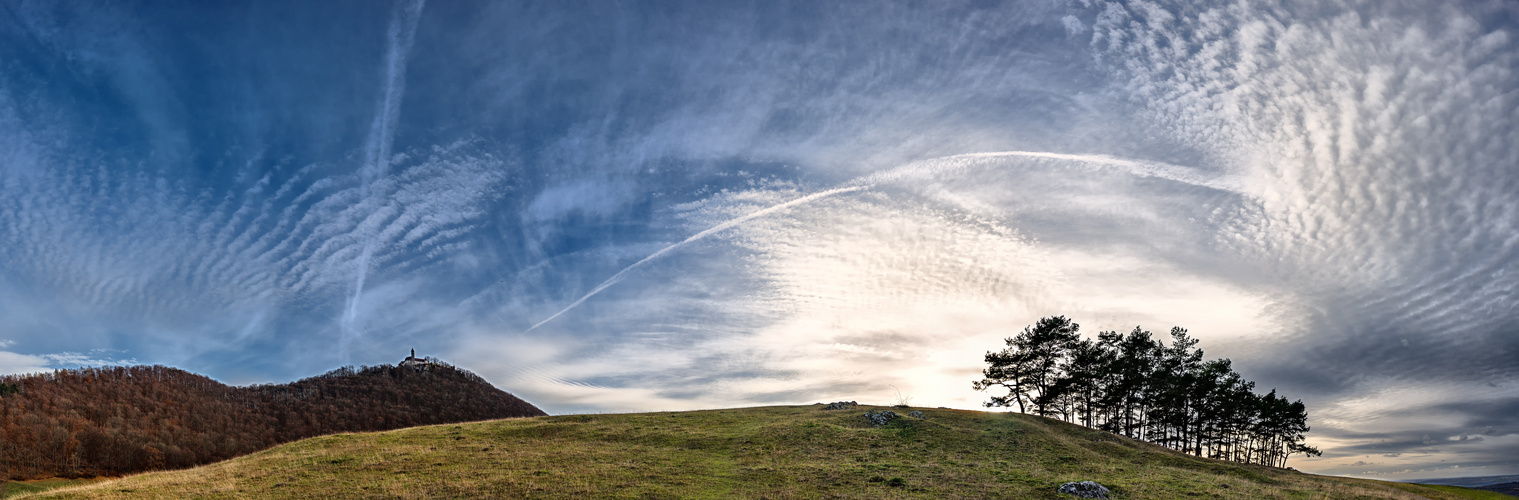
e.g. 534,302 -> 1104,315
13,405 -> 1506,499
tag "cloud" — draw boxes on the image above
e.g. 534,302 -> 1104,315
39,350 -> 137,368
2,0 -> 1515,481
0,351 -> 49,376
472,164 -> 1276,413
0,76 -> 511,366
1078,0 -> 1519,475
0,348 -> 136,376
1061,15 -> 1087,36
438,0 -> 1518,477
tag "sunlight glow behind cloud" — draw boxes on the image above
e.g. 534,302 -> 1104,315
0,0 -> 1514,480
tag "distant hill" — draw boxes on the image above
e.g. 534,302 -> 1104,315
1478,482 -> 1519,497
13,405 -> 1508,499
1416,475 -> 1519,488
0,360 -> 544,480
1410,475 -> 1519,498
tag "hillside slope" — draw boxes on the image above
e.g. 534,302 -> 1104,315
21,405 -> 1508,499
0,362 -> 544,480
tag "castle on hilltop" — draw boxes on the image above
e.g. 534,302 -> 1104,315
401,348 -> 431,367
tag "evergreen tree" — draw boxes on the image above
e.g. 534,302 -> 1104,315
1102,327 -> 1159,437
1058,338 -> 1109,428
1021,316 -> 1081,416
975,315 -> 1319,468
973,316 -> 1080,415
972,347 -> 1035,413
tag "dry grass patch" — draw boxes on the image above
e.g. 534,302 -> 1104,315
1,479 -> 106,499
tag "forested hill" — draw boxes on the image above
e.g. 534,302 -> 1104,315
0,361 -> 545,480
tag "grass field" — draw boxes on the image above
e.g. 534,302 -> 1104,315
1,479 -> 104,499
14,405 -> 1509,499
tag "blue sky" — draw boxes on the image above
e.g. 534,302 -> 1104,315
1,0 -> 1516,480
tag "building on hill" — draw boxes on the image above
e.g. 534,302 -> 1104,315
401,349 -> 431,367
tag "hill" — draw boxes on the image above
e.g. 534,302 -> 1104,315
1479,482 -> 1519,496
0,360 -> 544,480
14,405 -> 1509,499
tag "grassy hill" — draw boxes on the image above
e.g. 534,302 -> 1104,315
12,405 -> 1510,499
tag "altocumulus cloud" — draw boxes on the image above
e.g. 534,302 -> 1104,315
1078,0 -> 1519,478
0,0 -> 1515,480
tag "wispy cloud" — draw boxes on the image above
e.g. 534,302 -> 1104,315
0,77 -> 511,365
1080,0 -> 1519,477
0,0 -> 1513,480
0,351 -> 49,376
40,349 -> 138,368
476,156 -> 1273,413
0,348 -> 137,376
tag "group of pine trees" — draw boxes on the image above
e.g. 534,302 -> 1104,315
0,360 -> 544,480
973,316 -> 1320,468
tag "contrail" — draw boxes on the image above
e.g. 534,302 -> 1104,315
525,150 -> 1244,331
341,0 -> 427,360
851,151 -> 1249,194
526,185 -> 866,331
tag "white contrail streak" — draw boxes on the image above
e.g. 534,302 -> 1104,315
525,150 -> 1244,331
341,0 -> 427,360
526,185 -> 866,331
852,151 -> 1249,194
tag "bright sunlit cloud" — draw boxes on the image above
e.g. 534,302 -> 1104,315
1,0 -> 1514,479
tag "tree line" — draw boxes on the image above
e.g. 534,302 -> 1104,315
0,360 -> 545,480
973,316 -> 1320,468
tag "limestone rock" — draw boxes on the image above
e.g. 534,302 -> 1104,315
1057,480 -> 1110,499
863,409 -> 899,426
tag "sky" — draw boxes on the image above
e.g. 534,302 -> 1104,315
0,0 -> 1515,480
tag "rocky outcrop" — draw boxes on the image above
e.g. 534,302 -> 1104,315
864,410 -> 899,426
1057,481 -> 1110,499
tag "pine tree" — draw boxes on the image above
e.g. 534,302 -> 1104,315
975,315 -> 1319,468
973,316 -> 1080,415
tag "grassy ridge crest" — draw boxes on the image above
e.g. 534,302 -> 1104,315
17,405 -> 1509,499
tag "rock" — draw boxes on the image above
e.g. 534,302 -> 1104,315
822,401 -> 858,410
863,409 -> 899,426
907,410 -> 926,419
1057,480 -> 1110,499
